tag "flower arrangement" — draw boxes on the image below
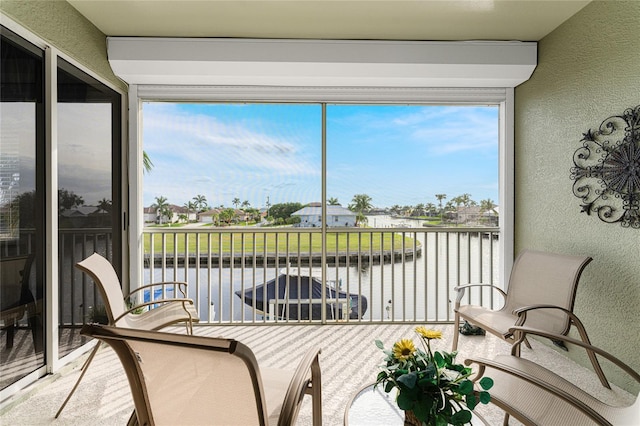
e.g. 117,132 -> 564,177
375,327 -> 493,426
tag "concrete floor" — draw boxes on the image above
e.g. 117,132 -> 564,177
0,324 -> 634,425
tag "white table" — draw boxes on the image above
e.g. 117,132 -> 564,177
344,383 -> 489,426
344,383 -> 402,425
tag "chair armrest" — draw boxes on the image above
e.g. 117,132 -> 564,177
113,297 -> 195,323
126,281 -> 190,299
453,283 -> 507,307
512,303 -> 571,317
509,304 -> 584,340
464,355 -> 613,425
278,347 -> 322,426
509,303 -> 575,331
507,326 -> 640,384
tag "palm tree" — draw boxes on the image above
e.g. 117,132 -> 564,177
143,151 -> 153,174
349,194 -> 372,226
479,198 -> 497,224
152,196 -> 170,224
450,195 -> 468,225
220,208 -> 235,225
327,197 -> 340,205
193,194 -> 207,212
459,193 -> 473,207
451,193 -> 475,225
480,198 -> 496,213
97,198 -> 112,213
425,203 -> 437,217
232,197 -> 241,210
435,194 -> 446,222
241,200 -> 250,209
183,201 -> 196,222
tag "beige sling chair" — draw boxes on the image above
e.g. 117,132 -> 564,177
465,326 -> 640,426
452,249 -> 610,388
56,252 -> 199,418
80,323 -> 323,426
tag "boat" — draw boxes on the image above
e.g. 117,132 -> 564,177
235,268 -> 368,320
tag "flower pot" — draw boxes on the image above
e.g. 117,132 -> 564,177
404,410 -> 423,426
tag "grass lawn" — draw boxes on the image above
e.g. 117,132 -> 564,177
143,231 -> 418,254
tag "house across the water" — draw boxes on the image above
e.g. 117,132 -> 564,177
292,204 -> 357,227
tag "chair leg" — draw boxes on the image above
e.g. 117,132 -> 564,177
571,317 -> 611,389
452,312 -> 461,351
6,324 -> 15,348
311,356 -> 322,426
126,410 -> 138,426
502,413 -> 510,426
55,342 -> 102,418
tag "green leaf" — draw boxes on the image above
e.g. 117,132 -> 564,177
450,363 -> 466,373
436,414 -> 450,426
397,390 -> 415,410
385,381 -> 395,393
450,409 -> 472,425
398,372 -> 418,389
417,365 -> 437,383
479,377 -> 494,390
466,394 -> 478,410
375,339 -> 385,349
434,351 -> 445,368
479,391 -> 491,404
412,399 -> 431,422
457,379 -> 474,395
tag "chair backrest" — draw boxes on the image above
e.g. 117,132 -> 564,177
81,324 -> 270,426
76,253 -> 126,325
503,250 -> 592,334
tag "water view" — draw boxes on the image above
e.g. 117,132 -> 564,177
143,215 -> 500,323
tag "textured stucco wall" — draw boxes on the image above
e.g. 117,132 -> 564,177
0,0 -> 126,91
515,1 -> 639,392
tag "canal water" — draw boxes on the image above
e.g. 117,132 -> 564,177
143,216 -> 500,323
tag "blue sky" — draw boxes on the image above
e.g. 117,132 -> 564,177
143,103 -> 498,209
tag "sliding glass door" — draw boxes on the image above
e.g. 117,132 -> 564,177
57,58 -> 122,357
0,26 -> 45,390
0,25 -> 123,392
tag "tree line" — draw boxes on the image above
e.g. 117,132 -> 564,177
149,192 -> 497,226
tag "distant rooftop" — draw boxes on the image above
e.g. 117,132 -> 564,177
292,205 -> 356,216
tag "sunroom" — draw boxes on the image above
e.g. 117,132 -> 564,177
0,1 -> 638,423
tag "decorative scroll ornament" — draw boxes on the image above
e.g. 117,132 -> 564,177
570,105 -> 640,228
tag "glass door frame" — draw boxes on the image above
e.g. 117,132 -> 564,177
0,15 -> 128,400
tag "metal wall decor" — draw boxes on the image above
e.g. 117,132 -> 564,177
570,105 -> 640,228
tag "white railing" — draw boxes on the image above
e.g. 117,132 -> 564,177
142,226 -> 500,325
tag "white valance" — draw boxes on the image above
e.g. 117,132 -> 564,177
107,38 -> 536,88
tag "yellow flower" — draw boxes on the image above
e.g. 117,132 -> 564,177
392,339 -> 416,360
415,326 -> 442,340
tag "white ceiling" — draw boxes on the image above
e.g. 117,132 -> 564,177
68,0 -> 591,41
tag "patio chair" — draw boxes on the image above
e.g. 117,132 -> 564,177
55,252 -> 199,418
80,323 -> 322,426
451,249 -> 610,388
465,326 -> 640,426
